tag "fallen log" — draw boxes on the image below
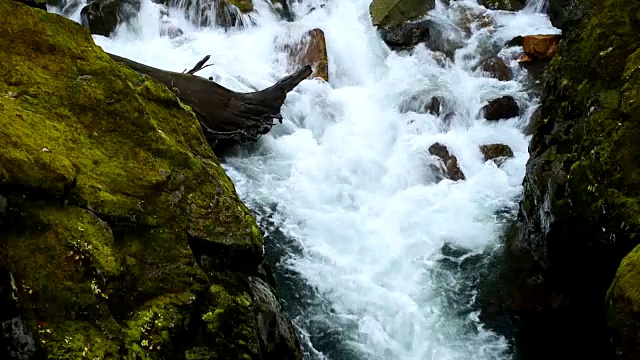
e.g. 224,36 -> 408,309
107,53 -> 312,152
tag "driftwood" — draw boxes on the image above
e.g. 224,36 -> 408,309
107,53 -> 312,152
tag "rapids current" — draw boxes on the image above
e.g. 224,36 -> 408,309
54,0 -> 560,358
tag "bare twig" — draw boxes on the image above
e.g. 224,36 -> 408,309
183,55 -> 214,75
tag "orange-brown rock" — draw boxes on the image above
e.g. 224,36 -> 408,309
522,34 -> 560,59
285,28 -> 329,81
428,143 -> 465,181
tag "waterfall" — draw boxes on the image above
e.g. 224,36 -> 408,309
54,0 -> 559,358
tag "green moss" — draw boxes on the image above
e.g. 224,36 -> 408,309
2,205 -> 117,319
530,0 -> 640,248
606,244 -> 640,357
123,292 -> 194,359
198,283 -> 260,359
45,321 -> 121,359
0,0 -> 262,265
513,0 -> 640,354
0,1 -> 277,358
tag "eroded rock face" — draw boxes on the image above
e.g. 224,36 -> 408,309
0,2 -> 301,359
428,143 -> 465,181
477,0 -> 640,358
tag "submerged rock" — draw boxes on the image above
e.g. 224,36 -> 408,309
0,2 -> 301,359
398,94 -> 445,115
428,143 -> 465,181
453,2 -> 495,34
270,0 -> 293,22
425,96 -> 443,115
479,56 -> 512,81
166,0 -> 253,28
482,96 -> 519,120
158,5 -> 184,38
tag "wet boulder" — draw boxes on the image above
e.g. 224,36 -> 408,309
159,7 -> 183,38
428,143 -> 466,181
479,144 -> 514,165
522,34 -> 561,60
270,0 -> 293,22
453,2 -> 495,34
482,96 -> 520,120
479,56 -> 512,81
479,0 -> 525,11
80,0 -> 141,37
378,20 -> 430,49
284,28 -> 329,81
370,0 -> 436,27
379,19 -> 465,57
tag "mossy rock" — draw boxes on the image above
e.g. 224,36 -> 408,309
498,0 -> 640,356
369,0 -> 435,27
0,1 -> 300,359
607,244 -> 640,360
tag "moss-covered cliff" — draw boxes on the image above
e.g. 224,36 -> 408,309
0,1 -> 301,359
481,0 -> 640,358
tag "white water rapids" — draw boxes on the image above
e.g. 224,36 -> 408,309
54,0 -> 559,358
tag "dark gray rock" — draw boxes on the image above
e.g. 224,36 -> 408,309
379,21 -> 430,48
80,0 -> 141,37
482,96 -> 520,120
379,19 -> 465,57
248,277 -> 302,360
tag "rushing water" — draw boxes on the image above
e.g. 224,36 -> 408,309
54,0 -> 559,358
